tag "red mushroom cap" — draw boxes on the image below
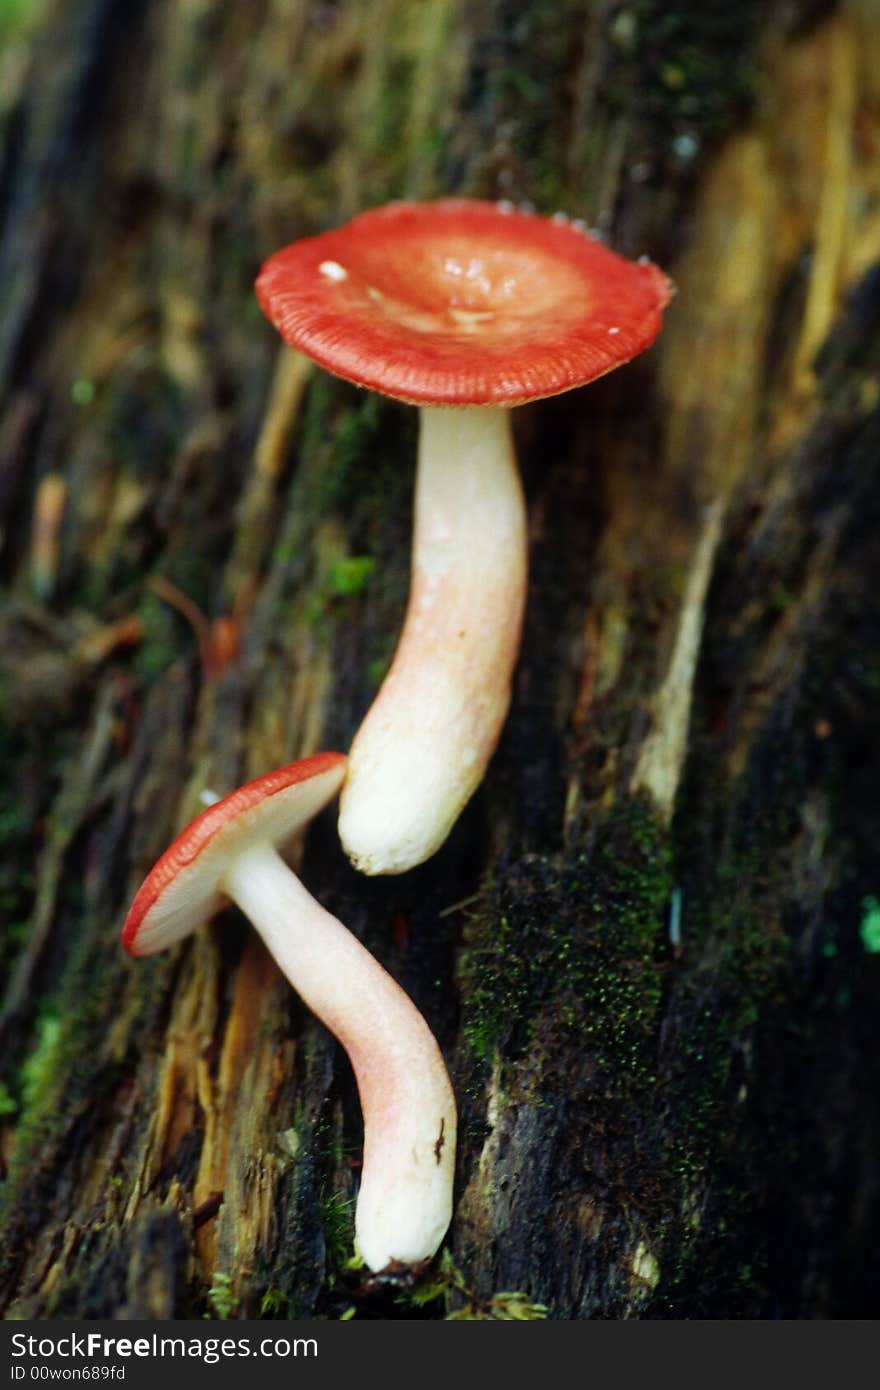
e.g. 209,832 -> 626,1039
255,198 -> 672,407
122,752 -> 346,958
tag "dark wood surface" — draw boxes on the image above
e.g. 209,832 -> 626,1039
1,0 -> 878,1318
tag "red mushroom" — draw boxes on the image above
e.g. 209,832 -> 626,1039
122,752 -> 456,1273
256,199 -> 672,874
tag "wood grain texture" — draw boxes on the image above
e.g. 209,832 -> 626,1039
1,0 -> 878,1319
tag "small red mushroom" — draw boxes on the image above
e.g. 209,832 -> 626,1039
122,752 -> 456,1273
256,199 -> 672,875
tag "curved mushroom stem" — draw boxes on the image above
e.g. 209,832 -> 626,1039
219,839 -> 456,1272
339,404 -> 527,874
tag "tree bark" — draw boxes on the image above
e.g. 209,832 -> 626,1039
1,0 -> 879,1319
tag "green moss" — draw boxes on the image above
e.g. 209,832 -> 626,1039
457,784 -> 806,1316
298,378 -> 366,516
460,799 -> 671,1079
368,53 -> 414,166
70,378 -> 96,407
319,1190 -> 356,1273
131,593 -> 183,681
329,556 -> 375,600
290,386 -> 413,652
605,1 -> 764,161
365,655 -> 390,689
259,373 -> 415,750
0,926 -> 166,1243
258,1286 -> 295,1319
459,0 -> 581,211
0,0 -> 46,37
207,1271 -> 238,1320
396,1251 -> 548,1321
859,897 -> 880,954
299,383 -> 412,523
301,554 -> 377,636
640,830 -> 794,1312
18,1011 -> 62,1111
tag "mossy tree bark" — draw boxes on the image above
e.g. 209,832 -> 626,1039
1,0 -> 879,1319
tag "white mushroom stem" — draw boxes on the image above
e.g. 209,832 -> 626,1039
219,838 -> 456,1272
339,404 -> 527,874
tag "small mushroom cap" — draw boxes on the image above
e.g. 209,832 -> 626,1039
256,198 -> 672,406
122,753 -> 347,958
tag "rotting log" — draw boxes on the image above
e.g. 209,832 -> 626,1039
1,0 -> 879,1319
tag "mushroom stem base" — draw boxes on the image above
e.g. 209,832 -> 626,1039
219,840 -> 457,1271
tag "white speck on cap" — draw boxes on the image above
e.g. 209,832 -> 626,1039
319,260 -> 348,282
448,308 -> 495,330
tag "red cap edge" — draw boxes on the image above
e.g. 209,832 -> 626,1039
122,752 -> 347,956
